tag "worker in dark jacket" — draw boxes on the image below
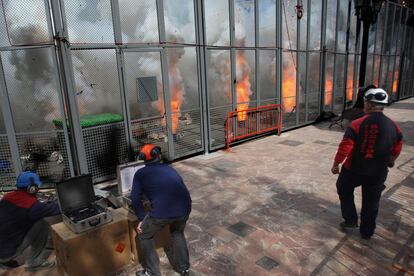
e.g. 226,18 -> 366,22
0,171 -> 60,271
131,144 -> 192,276
331,88 -> 403,240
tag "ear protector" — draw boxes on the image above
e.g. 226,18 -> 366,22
138,144 -> 161,161
16,171 -> 41,194
27,177 -> 39,194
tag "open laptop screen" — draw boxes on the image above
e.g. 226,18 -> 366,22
56,174 -> 95,213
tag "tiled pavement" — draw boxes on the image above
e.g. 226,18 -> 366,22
2,98 -> 413,276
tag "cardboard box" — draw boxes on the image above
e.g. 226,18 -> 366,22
122,209 -> 172,263
51,208 -> 131,276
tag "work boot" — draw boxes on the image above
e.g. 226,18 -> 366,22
339,220 -> 358,229
0,260 -> 19,269
25,260 -> 55,272
136,269 -> 151,276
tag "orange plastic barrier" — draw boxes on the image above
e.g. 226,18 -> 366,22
225,104 -> 282,150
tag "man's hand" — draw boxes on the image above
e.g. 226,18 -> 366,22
388,155 -> 397,168
136,221 -> 143,234
331,163 -> 340,175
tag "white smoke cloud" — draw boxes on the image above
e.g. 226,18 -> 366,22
1,0 -> 363,131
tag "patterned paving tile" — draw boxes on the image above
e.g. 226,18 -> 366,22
256,256 -> 279,271
227,221 -> 257,237
278,140 -> 304,146
313,140 -> 330,145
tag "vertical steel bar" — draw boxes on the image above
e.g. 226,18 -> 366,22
195,0 -> 209,154
255,0 -> 260,108
111,0 -> 132,160
396,8 -> 408,100
304,0 -> 311,123
0,54 -> 22,175
378,2 -> 389,87
156,0 -> 175,160
319,0 -> 328,114
276,0 -> 282,111
110,0 -> 123,44
384,4 -> 396,93
45,0 -> 75,176
371,5 -> 380,85
389,6 -> 403,100
49,47 -> 75,177
230,0 -> 237,111
331,0 -> 340,112
295,1 -> 300,126
50,0 -> 88,175
343,0 -> 352,109
255,0 -> 261,133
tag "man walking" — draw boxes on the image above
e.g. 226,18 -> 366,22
131,144 -> 192,276
0,171 -> 60,271
331,88 -> 403,240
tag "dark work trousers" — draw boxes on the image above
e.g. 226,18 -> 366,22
336,168 -> 387,238
0,219 -> 50,267
137,215 -> 190,276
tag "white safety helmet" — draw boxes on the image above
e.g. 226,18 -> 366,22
364,88 -> 388,105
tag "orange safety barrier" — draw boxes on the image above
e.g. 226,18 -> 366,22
225,104 -> 282,150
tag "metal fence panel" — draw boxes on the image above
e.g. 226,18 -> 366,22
0,0 -> 51,46
119,0 -> 159,43
63,0 -> 115,44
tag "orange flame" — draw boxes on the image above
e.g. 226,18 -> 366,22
282,66 -> 296,112
392,71 -> 399,94
346,78 -> 353,101
325,79 -> 333,106
154,50 -> 185,135
168,66 -> 183,134
235,51 -> 252,121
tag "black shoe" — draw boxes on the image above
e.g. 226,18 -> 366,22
136,270 -> 151,276
0,260 -> 19,269
361,234 -> 371,240
339,221 -> 358,229
25,260 -> 55,272
180,269 -> 190,276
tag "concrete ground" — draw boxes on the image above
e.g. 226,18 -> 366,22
2,98 -> 413,276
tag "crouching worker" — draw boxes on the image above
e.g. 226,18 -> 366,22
131,144 -> 192,276
0,171 -> 60,271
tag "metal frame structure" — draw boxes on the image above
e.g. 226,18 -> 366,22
0,0 -> 413,188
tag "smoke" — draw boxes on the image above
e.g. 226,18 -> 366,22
1,0 -> 389,132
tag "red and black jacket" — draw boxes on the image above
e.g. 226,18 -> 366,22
0,191 -> 60,259
335,112 -> 403,176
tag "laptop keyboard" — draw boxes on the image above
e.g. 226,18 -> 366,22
68,205 -> 103,222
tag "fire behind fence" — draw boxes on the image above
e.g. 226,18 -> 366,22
226,104 -> 282,150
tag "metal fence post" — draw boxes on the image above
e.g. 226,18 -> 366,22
0,55 -> 22,175
195,0 -> 209,155
156,0 -> 175,160
50,0 -> 89,175
319,0 -> 328,114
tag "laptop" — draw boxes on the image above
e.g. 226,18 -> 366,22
56,174 -> 112,233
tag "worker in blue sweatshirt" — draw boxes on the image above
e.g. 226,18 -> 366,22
130,144 -> 192,276
0,171 -> 60,271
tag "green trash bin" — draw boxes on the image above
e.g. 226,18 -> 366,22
53,113 -> 128,182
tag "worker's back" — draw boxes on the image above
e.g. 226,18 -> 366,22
131,163 -> 192,220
